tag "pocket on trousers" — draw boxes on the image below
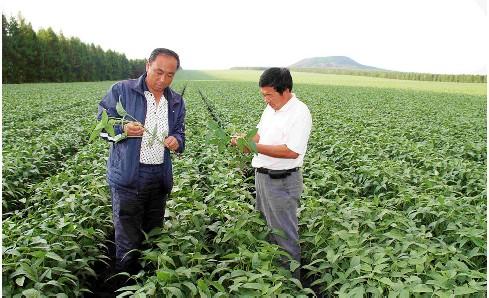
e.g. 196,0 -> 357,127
284,173 -> 303,200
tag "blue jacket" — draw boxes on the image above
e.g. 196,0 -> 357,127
98,73 -> 186,193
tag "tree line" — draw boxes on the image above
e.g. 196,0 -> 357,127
289,68 -> 486,83
2,14 -> 146,84
231,66 -> 486,84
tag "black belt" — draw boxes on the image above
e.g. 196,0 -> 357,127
256,167 -> 299,179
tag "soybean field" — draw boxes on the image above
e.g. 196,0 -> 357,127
2,71 -> 487,297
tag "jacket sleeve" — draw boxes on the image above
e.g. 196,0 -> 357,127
97,83 -> 125,142
171,99 -> 186,154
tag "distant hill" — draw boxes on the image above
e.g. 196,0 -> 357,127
230,56 -> 486,83
289,56 -> 383,71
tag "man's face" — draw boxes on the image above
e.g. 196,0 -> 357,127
146,54 -> 178,93
260,86 -> 289,110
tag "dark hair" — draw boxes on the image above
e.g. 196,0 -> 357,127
148,48 -> 180,69
259,67 -> 293,94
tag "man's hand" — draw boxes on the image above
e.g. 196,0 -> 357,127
164,136 -> 180,152
230,133 -> 250,153
230,133 -> 245,146
124,122 -> 144,136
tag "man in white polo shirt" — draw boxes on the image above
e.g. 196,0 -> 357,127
232,68 -> 312,278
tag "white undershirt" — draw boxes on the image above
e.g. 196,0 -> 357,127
139,91 -> 169,164
251,94 -> 312,170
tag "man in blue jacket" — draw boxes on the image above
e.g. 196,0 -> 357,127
98,48 -> 186,274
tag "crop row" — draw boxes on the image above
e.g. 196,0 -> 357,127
2,83 -> 110,214
2,141 -> 113,297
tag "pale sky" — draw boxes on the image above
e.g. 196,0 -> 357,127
2,0 -> 488,74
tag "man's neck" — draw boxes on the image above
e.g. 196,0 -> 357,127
145,78 -> 163,103
149,88 -> 163,103
275,92 -> 293,111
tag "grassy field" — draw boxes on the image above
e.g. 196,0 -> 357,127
2,73 -> 487,297
176,69 -> 487,96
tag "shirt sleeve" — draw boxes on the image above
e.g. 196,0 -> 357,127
285,106 -> 312,155
256,108 -> 267,133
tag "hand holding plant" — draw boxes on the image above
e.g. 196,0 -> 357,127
90,96 -> 168,146
230,132 -> 254,153
124,121 -> 144,136
207,119 -> 257,154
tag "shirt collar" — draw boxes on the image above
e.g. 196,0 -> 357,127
276,93 -> 297,112
142,74 -> 149,92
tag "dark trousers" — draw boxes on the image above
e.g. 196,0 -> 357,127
110,163 -> 168,273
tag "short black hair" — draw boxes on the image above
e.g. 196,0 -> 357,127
259,67 -> 293,94
148,48 -> 180,69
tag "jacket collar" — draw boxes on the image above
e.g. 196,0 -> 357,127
132,73 -> 182,106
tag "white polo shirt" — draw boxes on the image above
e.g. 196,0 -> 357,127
251,94 -> 312,170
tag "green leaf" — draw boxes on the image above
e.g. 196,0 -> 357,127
399,289 -> 410,298
106,119 -> 116,137
90,110 -> 110,142
175,267 -> 192,279
116,97 -> 128,116
242,283 -> 264,290
270,228 -> 286,239
46,280 -> 64,289
350,256 -> 361,268
251,253 -> 261,269
22,289 -> 41,298
454,286 -> 478,295
290,260 -> 301,272
290,278 -> 303,289
267,282 -> 283,294
101,109 -> 109,126
182,282 -> 197,296
113,133 -> 128,143
245,127 -> 258,139
166,286 -> 183,297
412,284 -> 432,293
210,281 -> 226,292
89,126 -> 103,142
207,119 -> 229,152
246,140 -> 257,154
236,138 -> 247,152
156,270 -> 172,282
348,285 -> 365,297
15,276 -> 25,287
46,252 -> 64,262
379,277 -> 396,287
117,284 -> 141,291
197,279 -> 211,297
94,118 -> 106,131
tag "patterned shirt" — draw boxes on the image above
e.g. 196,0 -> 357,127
139,91 -> 169,164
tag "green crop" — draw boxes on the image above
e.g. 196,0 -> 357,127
3,76 -> 486,297
199,89 -> 258,155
